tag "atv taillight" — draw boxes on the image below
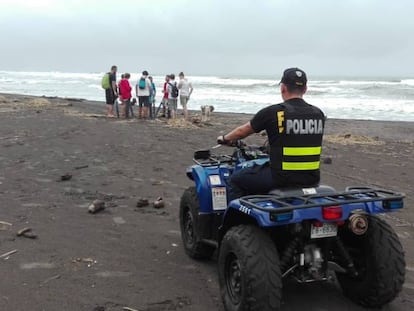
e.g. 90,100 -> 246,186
322,206 -> 342,220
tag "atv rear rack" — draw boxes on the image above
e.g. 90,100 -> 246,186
239,187 -> 405,213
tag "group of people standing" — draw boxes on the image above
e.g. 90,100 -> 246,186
103,65 -> 193,120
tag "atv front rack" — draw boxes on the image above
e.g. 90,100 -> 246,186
193,154 -> 233,167
239,187 -> 405,213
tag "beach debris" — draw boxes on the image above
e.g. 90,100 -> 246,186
40,274 -> 61,287
0,221 -> 12,230
153,197 -> 165,209
28,98 -> 51,108
17,227 -> 38,239
323,157 -> 333,164
72,257 -> 98,268
123,307 -> 140,311
74,164 -> 89,170
88,199 -> 105,214
0,249 -> 18,259
136,198 -> 149,208
166,118 -> 198,129
344,133 -> 352,139
151,180 -> 164,185
59,173 -> 72,181
191,116 -> 201,124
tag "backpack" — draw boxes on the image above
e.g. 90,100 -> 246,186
101,73 -> 111,90
169,82 -> 179,98
138,77 -> 146,90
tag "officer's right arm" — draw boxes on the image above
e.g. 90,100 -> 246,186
219,122 -> 255,144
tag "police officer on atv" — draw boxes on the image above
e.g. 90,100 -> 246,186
217,68 -> 326,201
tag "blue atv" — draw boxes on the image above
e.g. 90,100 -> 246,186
179,141 -> 406,311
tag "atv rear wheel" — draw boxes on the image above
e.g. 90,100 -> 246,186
218,225 -> 282,311
337,215 -> 405,308
179,187 -> 215,259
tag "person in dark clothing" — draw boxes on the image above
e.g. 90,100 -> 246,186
217,68 -> 326,201
105,65 -> 118,117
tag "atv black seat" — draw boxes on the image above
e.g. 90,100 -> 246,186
268,185 -> 336,197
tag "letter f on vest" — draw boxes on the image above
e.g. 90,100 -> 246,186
277,111 -> 284,133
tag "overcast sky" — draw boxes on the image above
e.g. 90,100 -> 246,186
0,0 -> 413,77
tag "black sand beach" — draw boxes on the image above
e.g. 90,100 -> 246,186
0,93 -> 413,311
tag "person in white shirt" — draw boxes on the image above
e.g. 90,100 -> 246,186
177,72 -> 193,120
136,70 -> 152,119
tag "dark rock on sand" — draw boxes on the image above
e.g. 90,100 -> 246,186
60,173 -> 73,181
323,157 -> 333,164
136,198 -> 149,208
88,199 -> 105,213
153,197 -> 165,209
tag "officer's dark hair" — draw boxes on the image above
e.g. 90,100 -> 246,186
285,84 -> 306,95
111,65 -> 117,71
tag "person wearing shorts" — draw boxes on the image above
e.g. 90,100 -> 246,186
136,70 -> 152,119
177,72 -> 193,119
105,65 -> 118,117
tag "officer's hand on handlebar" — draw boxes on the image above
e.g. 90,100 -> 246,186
217,135 -> 240,147
217,135 -> 229,145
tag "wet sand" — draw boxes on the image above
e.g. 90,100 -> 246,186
0,93 -> 413,310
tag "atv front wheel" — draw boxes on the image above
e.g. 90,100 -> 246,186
337,215 -> 405,308
218,225 -> 282,311
179,187 -> 215,259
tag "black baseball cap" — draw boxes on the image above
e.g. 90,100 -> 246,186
279,67 -> 307,87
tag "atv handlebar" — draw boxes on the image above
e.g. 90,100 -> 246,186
217,136 -> 246,148
193,140 -> 268,166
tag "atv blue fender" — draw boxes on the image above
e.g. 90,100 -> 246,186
187,164 -> 230,213
186,158 -> 270,213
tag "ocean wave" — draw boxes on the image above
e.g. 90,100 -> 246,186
192,76 -> 276,87
1,71 -> 413,121
401,79 -> 414,86
338,80 -> 401,86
